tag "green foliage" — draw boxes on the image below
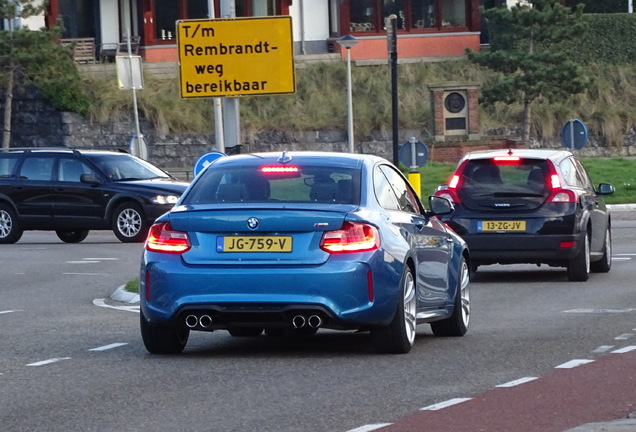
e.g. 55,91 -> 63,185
566,0 -> 626,13
567,14 -> 636,64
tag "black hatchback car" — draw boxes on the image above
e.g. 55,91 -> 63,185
0,148 -> 189,244
434,149 -> 614,281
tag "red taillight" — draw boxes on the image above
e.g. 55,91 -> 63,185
448,174 -> 460,189
544,162 -> 577,203
320,222 -> 379,253
261,166 -> 299,174
493,156 -> 520,163
145,222 -> 191,253
560,241 -> 576,249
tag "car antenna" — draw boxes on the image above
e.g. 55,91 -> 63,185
278,151 -> 292,164
507,148 -> 513,156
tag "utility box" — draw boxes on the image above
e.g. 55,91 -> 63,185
429,83 -> 480,141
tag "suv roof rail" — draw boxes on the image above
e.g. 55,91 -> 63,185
0,146 -> 130,154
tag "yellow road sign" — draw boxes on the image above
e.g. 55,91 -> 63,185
177,16 -> 295,98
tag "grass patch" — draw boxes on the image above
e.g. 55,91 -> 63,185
124,278 -> 139,294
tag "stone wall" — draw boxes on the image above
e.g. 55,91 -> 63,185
4,88 -> 636,181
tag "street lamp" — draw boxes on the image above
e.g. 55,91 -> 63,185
336,35 -> 359,153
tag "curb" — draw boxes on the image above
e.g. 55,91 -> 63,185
607,203 -> 636,212
111,285 -> 140,304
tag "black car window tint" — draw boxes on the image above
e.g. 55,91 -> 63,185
19,157 -> 55,181
0,155 -> 19,178
379,165 -> 419,213
57,158 -> 91,182
373,166 -> 400,210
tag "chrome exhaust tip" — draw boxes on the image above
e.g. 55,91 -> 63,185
199,315 -> 213,328
185,315 -> 199,328
292,315 -> 306,329
308,315 -> 322,328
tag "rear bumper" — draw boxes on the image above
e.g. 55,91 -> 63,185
140,251 -> 402,330
464,231 -> 585,266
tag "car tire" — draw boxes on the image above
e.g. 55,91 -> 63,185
56,230 -> 89,243
112,202 -> 149,243
140,310 -> 189,354
228,328 -> 264,337
370,266 -> 416,354
591,227 -> 612,273
431,257 -> 470,337
567,232 -> 590,282
0,204 -> 23,244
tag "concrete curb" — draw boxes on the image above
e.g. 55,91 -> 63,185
561,413 -> 636,432
607,203 -> 636,212
111,284 -> 140,304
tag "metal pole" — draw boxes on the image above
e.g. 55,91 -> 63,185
389,16 -> 399,166
346,47 -> 354,153
127,28 -> 145,159
209,0 -> 225,153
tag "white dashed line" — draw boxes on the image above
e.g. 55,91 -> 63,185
84,258 -> 119,261
612,346 -> 636,354
592,345 -> 614,354
555,359 -> 594,369
66,261 -> 101,264
562,308 -> 636,313
420,398 -> 472,411
89,343 -> 128,351
496,377 -> 538,388
345,424 -> 393,432
615,333 -> 634,340
26,357 -> 71,367
0,310 -> 22,314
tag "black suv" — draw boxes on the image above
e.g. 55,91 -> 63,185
435,149 -> 614,281
0,148 -> 189,243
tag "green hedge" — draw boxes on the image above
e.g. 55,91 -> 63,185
571,14 -> 636,64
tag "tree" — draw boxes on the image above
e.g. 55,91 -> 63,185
467,0 -> 591,143
0,0 -> 89,148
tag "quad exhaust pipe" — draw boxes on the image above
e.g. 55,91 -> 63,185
292,314 -> 322,329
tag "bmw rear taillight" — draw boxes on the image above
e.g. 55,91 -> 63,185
145,222 -> 191,253
320,222 -> 379,253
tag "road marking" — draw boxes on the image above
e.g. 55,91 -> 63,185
89,343 -> 128,351
66,261 -> 100,264
555,359 -> 594,369
63,272 -> 111,276
93,298 -> 140,313
0,310 -> 22,314
421,398 -> 472,411
612,346 -> 636,354
562,308 -> 636,313
496,377 -> 538,388
345,424 -> 393,432
612,257 -> 631,261
85,258 -> 119,260
615,333 -> 634,340
592,345 -> 614,353
26,357 -> 71,367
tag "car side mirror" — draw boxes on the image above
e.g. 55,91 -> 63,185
428,195 -> 454,216
597,183 -> 615,195
80,173 -> 100,185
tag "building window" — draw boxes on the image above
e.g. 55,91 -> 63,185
346,0 -> 471,34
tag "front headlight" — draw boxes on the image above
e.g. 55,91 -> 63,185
152,195 -> 180,205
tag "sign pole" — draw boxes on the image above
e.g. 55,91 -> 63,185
208,0 -> 225,154
221,0 -> 240,154
386,15 -> 399,166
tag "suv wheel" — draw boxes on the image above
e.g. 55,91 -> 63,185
567,232 -> 590,281
112,202 -> 148,243
591,228 -> 612,273
0,204 -> 23,244
56,230 -> 89,243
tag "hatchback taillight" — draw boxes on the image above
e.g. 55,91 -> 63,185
146,222 -> 191,253
320,222 -> 379,253
545,164 -> 578,203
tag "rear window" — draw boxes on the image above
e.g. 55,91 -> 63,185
184,165 -> 360,205
457,158 -> 550,208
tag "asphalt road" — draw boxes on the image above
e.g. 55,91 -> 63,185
1,215 -> 635,432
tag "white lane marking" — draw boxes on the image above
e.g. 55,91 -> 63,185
26,357 -> 71,367
63,273 -> 111,276
555,359 -> 594,369
592,345 -> 614,354
66,261 -> 100,264
89,343 -> 128,351
615,333 -> 634,340
0,310 -> 22,315
612,257 -> 631,261
562,308 -> 636,313
420,398 -> 472,411
496,377 -> 538,388
85,258 -> 119,260
614,253 -> 636,256
93,298 -> 140,313
345,424 -> 393,432
612,346 -> 636,354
